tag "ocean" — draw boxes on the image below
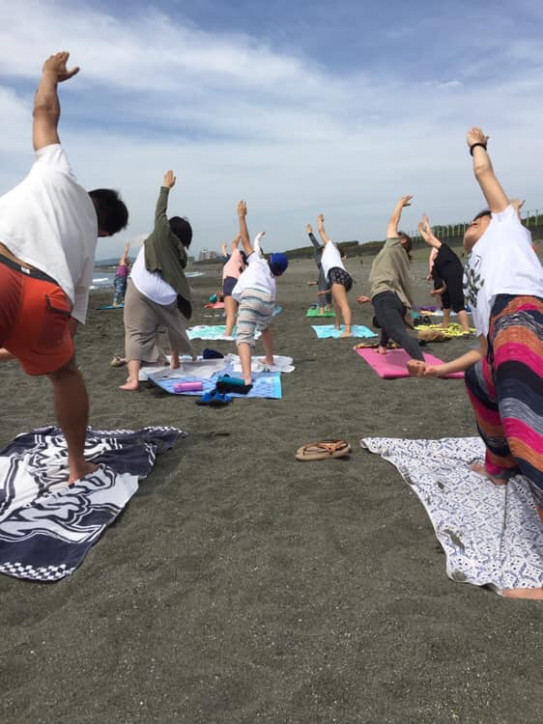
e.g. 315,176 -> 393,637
90,269 -> 205,291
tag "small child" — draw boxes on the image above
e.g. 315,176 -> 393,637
232,200 -> 288,389
112,242 -> 131,306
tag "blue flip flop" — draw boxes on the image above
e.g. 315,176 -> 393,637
195,390 -> 233,407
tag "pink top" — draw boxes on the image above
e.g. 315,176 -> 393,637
116,263 -> 129,278
222,248 -> 245,280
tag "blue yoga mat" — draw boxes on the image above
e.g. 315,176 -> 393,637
97,304 -> 124,310
149,371 -> 282,399
311,324 -> 377,339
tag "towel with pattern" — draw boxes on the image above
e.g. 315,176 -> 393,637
360,436 -> 543,594
311,325 -> 377,339
0,426 -> 183,581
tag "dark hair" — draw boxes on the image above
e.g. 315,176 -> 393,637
398,230 -> 413,261
88,189 -> 129,236
473,209 -> 491,221
169,216 -> 192,248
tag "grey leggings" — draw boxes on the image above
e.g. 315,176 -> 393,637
372,291 -> 424,361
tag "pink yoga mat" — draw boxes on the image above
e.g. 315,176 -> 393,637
354,347 -> 464,379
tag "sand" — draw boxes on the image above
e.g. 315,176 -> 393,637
0,256 -> 542,723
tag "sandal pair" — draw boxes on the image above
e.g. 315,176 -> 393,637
295,439 -> 351,461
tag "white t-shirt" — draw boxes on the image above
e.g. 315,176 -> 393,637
321,241 -> 346,279
0,144 -> 98,324
463,205 -> 543,336
232,253 -> 276,301
130,246 -> 177,305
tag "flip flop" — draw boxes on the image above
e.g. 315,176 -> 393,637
110,354 -> 127,367
295,439 -> 352,461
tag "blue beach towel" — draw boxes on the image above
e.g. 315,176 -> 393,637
149,370 -> 282,399
311,325 -> 377,339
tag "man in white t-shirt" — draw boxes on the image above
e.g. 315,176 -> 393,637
232,201 -> 288,389
0,52 -> 128,484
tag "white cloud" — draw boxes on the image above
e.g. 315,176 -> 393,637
1,0 -> 543,262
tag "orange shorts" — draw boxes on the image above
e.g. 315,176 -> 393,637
0,257 -> 74,375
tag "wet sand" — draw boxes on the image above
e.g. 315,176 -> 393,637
0,255 -> 542,723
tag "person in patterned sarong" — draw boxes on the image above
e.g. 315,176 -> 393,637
408,128 -> 543,599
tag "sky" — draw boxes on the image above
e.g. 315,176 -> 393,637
1,0 -> 543,260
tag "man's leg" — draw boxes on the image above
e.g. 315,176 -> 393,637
48,358 -> 97,483
441,308 -> 451,329
457,309 -> 470,333
260,326 -> 274,364
119,359 -> 141,391
238,342 -> 253,385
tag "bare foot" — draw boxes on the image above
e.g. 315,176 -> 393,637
377,346 -> 388,355
119,379 -> 139,391
501,588 -> 543,600
68,460 -> 98,485
340,330 -> 353,338
258,356 -> 274,365
171,355 -> 180,369
470,461 -> 508,486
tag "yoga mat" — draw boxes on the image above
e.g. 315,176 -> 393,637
97,304 -> 124,310
415,323 -> 476,337
187,325 -> 260,341
138,357 -> 229,382
354,347 -> 464,379
0,426 -> 183,581
306,307 -> 336,318
188,309 -> 281,341
311,325 -> 377,339
149,370 -> 282,399
360,436 -> 543,593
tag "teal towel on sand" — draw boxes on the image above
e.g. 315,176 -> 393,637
311,325 -> 377,339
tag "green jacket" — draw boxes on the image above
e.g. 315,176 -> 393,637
144,186 -> 192,319
369,237 -> 414,308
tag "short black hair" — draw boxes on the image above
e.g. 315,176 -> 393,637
88,189 -> 129,236
473,209 -> 491,221
169,216 -> 192,248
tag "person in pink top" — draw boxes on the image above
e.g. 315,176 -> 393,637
221,235 -> 247,337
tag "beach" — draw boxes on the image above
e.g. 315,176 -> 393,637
0,254 -> 542,723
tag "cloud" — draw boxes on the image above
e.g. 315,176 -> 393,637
1,0 -> 543,261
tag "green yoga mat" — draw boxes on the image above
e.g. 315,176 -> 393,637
306,307 -> 335,318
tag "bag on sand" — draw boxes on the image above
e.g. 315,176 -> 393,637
417,329 -> 448,343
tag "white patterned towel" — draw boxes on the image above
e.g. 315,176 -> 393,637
361,437 -> 543,593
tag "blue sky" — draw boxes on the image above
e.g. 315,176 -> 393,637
1,0 -> 543,260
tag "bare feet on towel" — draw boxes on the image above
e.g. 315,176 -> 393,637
501,587 -> 543,600
170,354 -> 180,369
470,461 -> 508,486
68,460 -> 98,485
258,356 -> 274,366
340,329 -> 353,338
119,379 -> 139,392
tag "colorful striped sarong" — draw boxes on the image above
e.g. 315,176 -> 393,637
465,294 -> 543,521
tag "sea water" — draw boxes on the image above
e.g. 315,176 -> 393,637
90,269 -> 205,290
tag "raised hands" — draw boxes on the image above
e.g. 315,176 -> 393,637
42,51 -> 80,83
237,200 -> 247,218
399,195 -> 413,208
306,223 -> 313,234
163,170 -> 176,189
466,127 -> 489,149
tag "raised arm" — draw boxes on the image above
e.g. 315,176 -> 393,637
237,201 -> 253,256
33,51 -> 79,151
467,128 -> 509,213
317,214 -> 331,245
307,223 -> 321,250
387,196 -> 413,239
120,242 -> 131,265
511,198 -> 525,221
418,215 -> 442,250
155,170 -> 175,226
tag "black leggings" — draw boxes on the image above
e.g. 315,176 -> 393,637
372,291 -> 424,361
